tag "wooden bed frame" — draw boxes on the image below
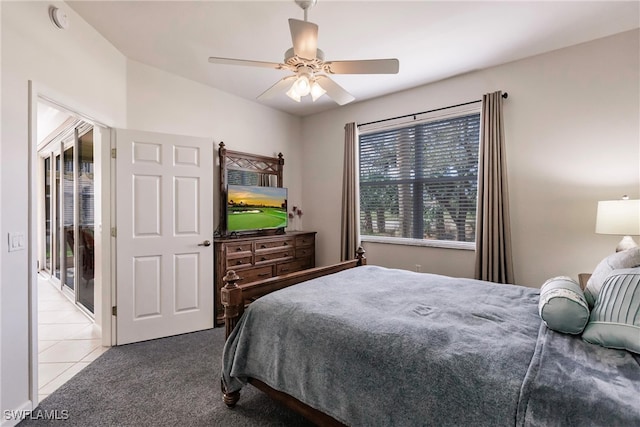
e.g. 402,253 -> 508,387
220,247 -> 367,426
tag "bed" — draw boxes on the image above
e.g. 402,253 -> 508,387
220,251 -> 640,426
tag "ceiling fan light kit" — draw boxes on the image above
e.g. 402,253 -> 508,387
208,0 -> 399,106
285,74 -> 326,103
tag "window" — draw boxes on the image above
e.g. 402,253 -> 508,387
359,109 -> 481,248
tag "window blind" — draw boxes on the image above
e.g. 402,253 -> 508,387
359,112 -> 481,243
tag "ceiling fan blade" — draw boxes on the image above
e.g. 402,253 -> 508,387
316,75 -> 355,106
257,76 -> 297,101
208,56 -> 284,70
324,59 -> 399,74
288,18 -> 318,60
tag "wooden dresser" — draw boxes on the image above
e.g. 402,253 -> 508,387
214,231 -> 316,325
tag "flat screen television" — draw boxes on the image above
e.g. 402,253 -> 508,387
226,184 -> 288,232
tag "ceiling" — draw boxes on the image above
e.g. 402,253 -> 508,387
66,1 -> 639,117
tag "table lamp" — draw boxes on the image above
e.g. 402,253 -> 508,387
595,196 -> 640,252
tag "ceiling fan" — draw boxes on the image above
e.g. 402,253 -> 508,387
208,0 -> 399,106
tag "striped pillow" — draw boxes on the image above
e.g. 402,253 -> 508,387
582,268 -> 640,354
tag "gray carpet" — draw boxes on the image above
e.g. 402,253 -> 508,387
19,328 -> 313,426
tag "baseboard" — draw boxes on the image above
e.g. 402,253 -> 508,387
2,400 -> 33,427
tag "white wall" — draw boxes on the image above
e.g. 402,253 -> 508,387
1,1 -> 127,421
125,60 -> 302,228
301,29 -> 640,288
0,2 -> 302,423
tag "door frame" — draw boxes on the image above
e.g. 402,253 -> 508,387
27,81 -> 115,408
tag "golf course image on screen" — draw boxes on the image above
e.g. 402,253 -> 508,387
227,184 -> 288,232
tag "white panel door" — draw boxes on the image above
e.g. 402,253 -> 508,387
115,129 -> 213,345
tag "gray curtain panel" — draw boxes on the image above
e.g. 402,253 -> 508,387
341,122 -> 361,261
475,91 -> 515,284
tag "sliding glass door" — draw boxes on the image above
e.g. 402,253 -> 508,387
54,153 -> 61,280
63,143 -> 75,292
44,157 -> 52,272
40,124 -> 95,315
77,129 -> 94,312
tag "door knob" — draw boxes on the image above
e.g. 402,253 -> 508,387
198,240 -> 211,247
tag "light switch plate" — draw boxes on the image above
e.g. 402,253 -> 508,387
8,232 -> 26,252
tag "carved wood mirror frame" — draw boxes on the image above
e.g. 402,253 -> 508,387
218,142 -> 284,236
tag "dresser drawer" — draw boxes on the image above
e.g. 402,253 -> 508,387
226,255 -> 252,269
295,234 -> 315,247
237,265 -> 273,284
225,242 -> 253,254
276,258 -> 312,275
255,249 -> 293,264
255,237 -> 294,251
295,246 -> 314,259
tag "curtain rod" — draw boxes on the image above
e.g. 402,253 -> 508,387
357,92 -> 508,128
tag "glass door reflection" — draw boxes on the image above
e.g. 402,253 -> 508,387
77,129 -> 94,312
44,156 -> 52,272
62,144 -> 75,292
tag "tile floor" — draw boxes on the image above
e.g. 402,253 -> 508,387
37,275 -> 108,401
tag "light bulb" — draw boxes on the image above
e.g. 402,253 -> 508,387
294,75 -> 311,96
310,81 -> 326,102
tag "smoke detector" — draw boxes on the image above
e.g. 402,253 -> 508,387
49,6 -> 70,30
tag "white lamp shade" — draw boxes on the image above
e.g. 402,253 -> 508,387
595,199 -> 640,235
310,81 -> 326,101
286,85 -> 301,102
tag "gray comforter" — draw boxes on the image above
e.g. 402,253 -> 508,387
222,265 -> 640,426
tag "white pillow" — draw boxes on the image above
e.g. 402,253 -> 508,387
584,247 -> 640,307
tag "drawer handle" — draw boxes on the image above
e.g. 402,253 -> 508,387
260,244 -> 266,249
260,257 -> 267,262
284,253 -> 289,257
235,260 -> 243,265
281,268 -> 289,272
258,273 -> 269,277
283,242 -> 288,246
235,247 -> 242,252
